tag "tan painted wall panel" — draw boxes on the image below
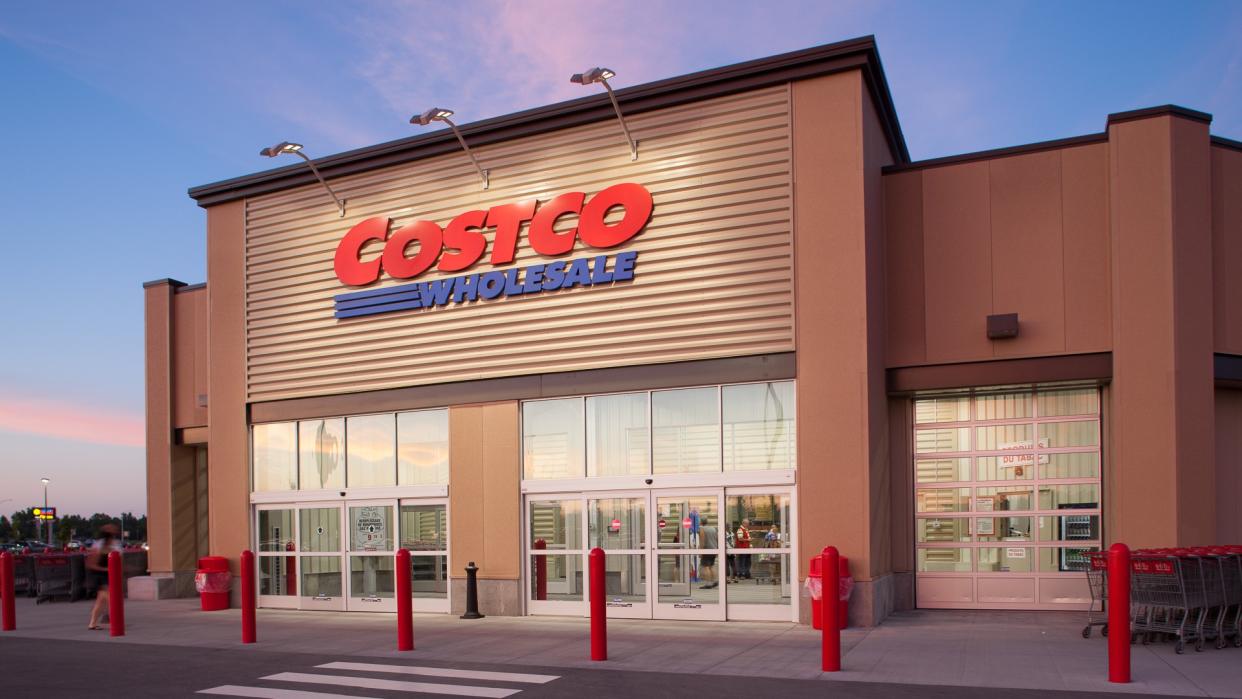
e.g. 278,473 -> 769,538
1061,144 -> 1112,353
1215,389 -> 1242,543
448,402 -> 520,580
243,87 -> 794,401
922,162 -> 993,362
1213,146 -> 1242,353
989,150 -> 1066,357
172,288 -> 207,429
883,171 -> 926,366
145,283 -> 174,574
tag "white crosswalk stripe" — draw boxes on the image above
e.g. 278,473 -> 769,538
316,662 -> 559,684
262,672 -> 521,697
198,660 -> 560,698
200,687 -> 382,698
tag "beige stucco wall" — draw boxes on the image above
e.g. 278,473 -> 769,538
1213,145 -> 1242,354
883,143 -> 1111,367
449,402 -> 521,581
242,86 -> 796,402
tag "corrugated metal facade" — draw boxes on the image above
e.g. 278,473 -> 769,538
244,86 -> 795,402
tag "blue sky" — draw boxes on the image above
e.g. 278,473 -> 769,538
0,1 -> 1239,519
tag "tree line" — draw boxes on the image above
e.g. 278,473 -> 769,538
2,508 -> 147,544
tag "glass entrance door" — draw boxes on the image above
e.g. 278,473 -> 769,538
588,494 -> 650,618
298,504 -> 345,611
652,491 -> 724,620
400,500 -> 449,613
347,500 -> 396,612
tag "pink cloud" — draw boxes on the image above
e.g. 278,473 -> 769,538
0,396 -> 143,448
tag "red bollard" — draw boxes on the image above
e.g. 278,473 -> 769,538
1108,543 -> 1130,683
108,550 -> 125,637
1,551 -> 15,631
396,549 -> 413,651
534,539 -> 547,601
822,546 -> 840,672
241,550 -> 257,644
589,547 -> 606,661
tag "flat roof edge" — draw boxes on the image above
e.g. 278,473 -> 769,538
142,278 -> 188,289
882,132 -> 1108,174
1107,104 -> 1212,126
188,36 -> 909,207
1213,135 -> 1242,152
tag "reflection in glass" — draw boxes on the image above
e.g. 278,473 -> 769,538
974,516 -> 1031,542
916,488 -> 971,513
410,555 -> 448,598
253,422 -> 297,491
1040,452 -> 1099,480
523,399 -> 585,479
657,554 -> 719,605
914,396 -> 969,424
600,554 -> 646,604
652,387 -> 720,474
975,424 -> 1033,451
259,556 -> 297,596
298,418 -> 344,490
1038,484 -> 1099,509
1039,547 -> 1097,573
724,494 -> 789,549
350,555 -> 395,599
529,500 -> 582,549
398,409 -> 449,485
1039,514 -> 1100,542
529,554 -> 584,601
1038,421 -> 1098,448
975,392 -> 1032,420
589,498 -> 645,550
974,487 -> 1032,511
586,393 -> 648,477
258,509 -> 295,552
915,458 -> 970,483
723,381 -> 796,471
347,414 -> 396,487
725,553 -> 790,605
300,556 -> 342,598
916,518 -> 969,543
349,505 -> 393,552
400,504 -> 446,551
978,547 -> 1033,573
914,428 -> 970,453
657,496 -> 720,550
917,548 -> 971,573
300,508 -> 340,552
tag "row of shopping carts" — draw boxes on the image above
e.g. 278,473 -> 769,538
6,551 -> 149,603
1084,546 -> 1242,654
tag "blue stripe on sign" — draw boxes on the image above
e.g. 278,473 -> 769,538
335,298 -> 424,319
335,288 -> 422,311
333,281 -> 421,304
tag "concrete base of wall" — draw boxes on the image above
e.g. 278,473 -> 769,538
796,573 -> 902,627
450,578 -> 521,616
128,571 -> 197,600
893,571 -> 915,611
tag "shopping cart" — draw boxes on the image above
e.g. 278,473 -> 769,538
1197,547 -> 1241,649
1082,551 -> 1109,638
1130,552 -> 1204,654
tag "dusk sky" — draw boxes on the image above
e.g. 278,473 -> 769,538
0,1 -> 1239,520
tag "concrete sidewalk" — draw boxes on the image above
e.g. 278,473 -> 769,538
3,598 -> 1238,697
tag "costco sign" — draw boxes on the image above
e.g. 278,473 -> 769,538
332,183 -> 652,319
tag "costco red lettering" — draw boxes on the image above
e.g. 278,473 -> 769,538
333,183 -> 653,286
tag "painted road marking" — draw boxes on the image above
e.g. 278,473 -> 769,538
262,672 -> 521,698
316,662 -> 559,684
200,687 -> 382,698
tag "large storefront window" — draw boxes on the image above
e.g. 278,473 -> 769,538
250,408 -> 448,493
522,381 -> 796,480
913,387 -> 1101,610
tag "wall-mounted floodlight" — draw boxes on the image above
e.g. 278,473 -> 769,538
259,141 -> 346,217
570,67 -> 637,160
411,108 -> 489,190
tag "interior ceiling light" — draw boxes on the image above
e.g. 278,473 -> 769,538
411,108 -> 490,190
259,141 -> 346,217
570,67 -> 637,160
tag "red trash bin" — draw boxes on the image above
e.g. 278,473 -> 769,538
195,556 -> 231,611
807,554 -> 852,630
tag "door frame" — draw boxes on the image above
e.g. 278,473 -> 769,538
345,498 -> 398,612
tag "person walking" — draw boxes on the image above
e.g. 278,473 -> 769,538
86,524 -> 120,630
699,522 -> 718,589
735,519 -> 752,579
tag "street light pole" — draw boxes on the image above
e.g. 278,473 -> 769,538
41,478 -> 50,546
